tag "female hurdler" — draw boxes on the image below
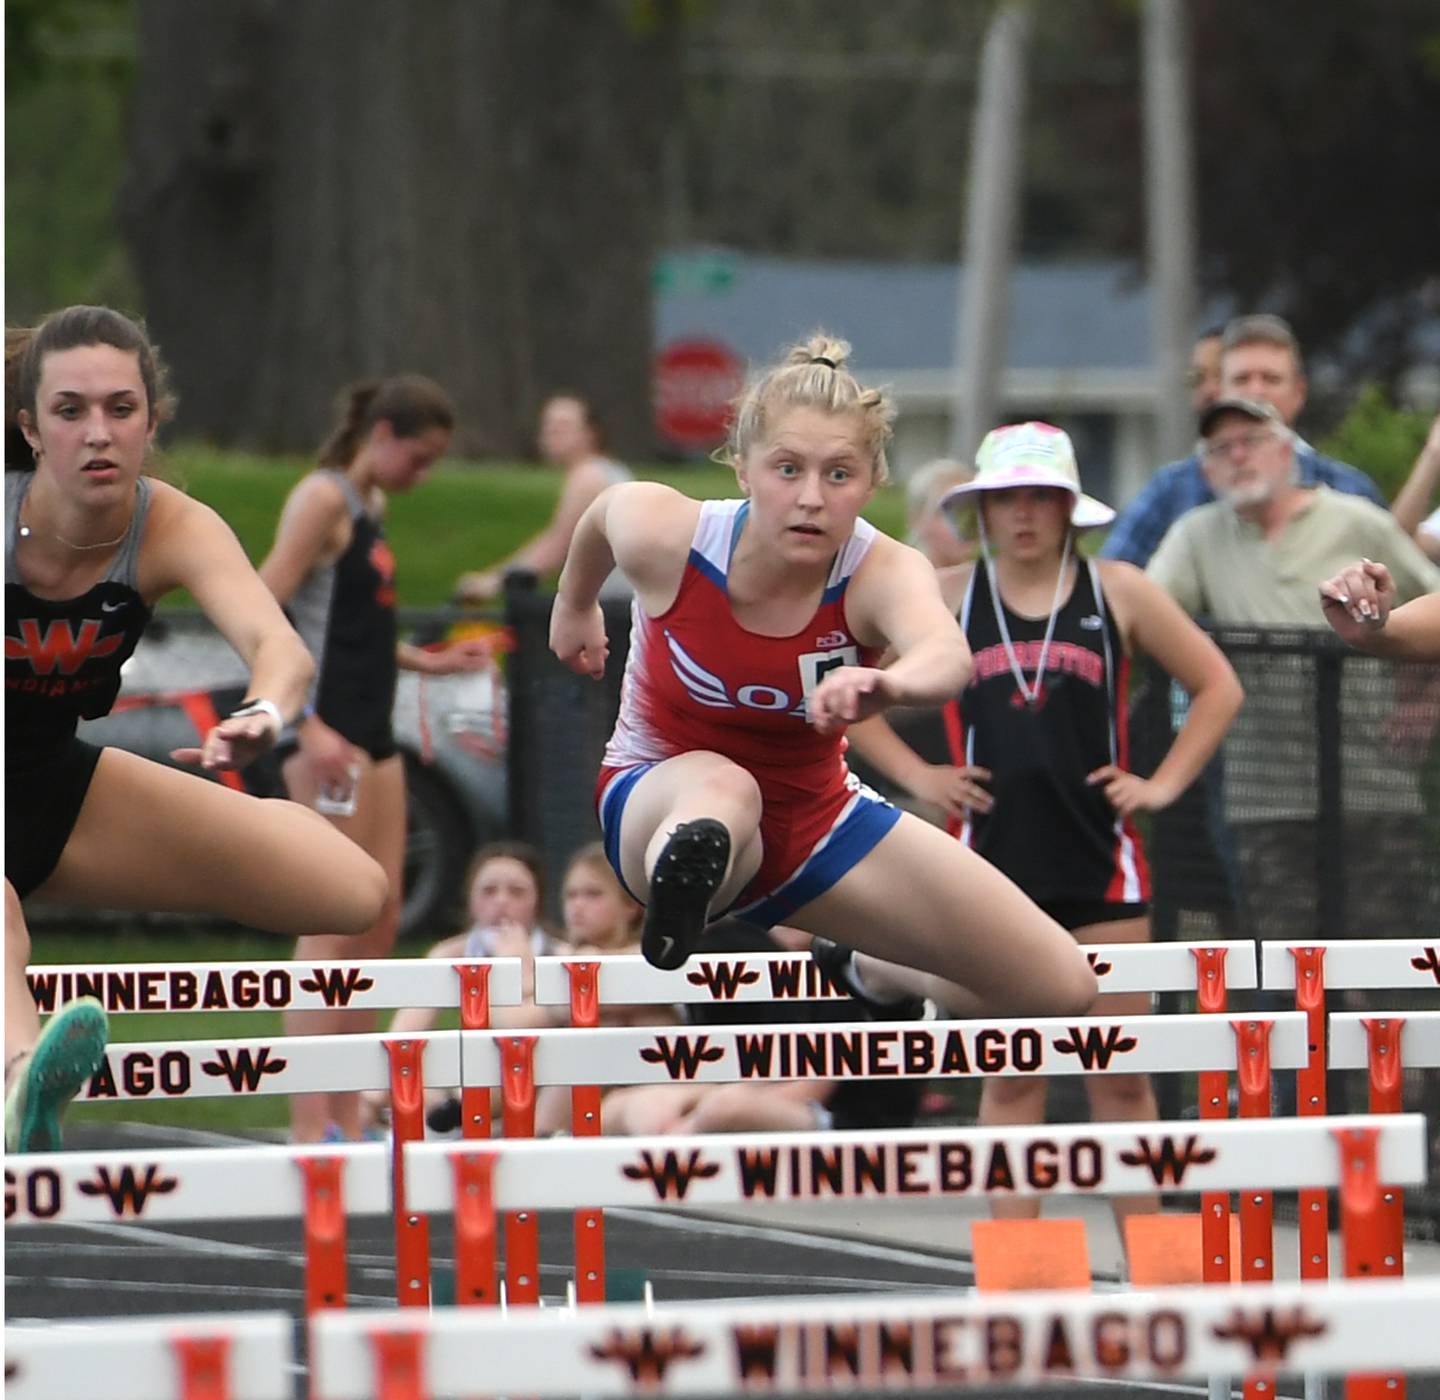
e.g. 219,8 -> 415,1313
548,333 -> 1098,1019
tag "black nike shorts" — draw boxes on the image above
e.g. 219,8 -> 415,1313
6,736 -> 104,898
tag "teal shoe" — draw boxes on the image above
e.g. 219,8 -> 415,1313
4,997 -> 109,1153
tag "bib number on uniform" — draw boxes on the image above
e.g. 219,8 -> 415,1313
798,647 -> 860,708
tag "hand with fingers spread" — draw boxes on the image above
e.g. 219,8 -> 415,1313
171,706 -> 283,773
907,762 -> 993,818
1086,764 -> 1174,817
808,665 -> 900,735
1319,558 -> 1395,644
549,596 -> 610,679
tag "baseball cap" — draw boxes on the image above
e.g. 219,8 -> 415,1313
1197,396 -> 1285,437
939,421 -> 1115,529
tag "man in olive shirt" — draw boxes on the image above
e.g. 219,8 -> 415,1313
1149,399 -> 1438,622
1148,397 -> 1440,946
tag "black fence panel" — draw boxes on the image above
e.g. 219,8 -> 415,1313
504,578 -> 635,909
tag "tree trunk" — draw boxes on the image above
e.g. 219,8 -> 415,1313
124,0 -> 677,458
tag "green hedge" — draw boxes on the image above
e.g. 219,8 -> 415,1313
162,446 -> 909,608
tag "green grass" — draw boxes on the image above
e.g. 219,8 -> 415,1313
161,444 -> 910,609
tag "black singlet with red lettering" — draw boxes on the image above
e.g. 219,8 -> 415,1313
5,470 -> 153,755
943,558 -> 1149,908
5,469 -> 155,896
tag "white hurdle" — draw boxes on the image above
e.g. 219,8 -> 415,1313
26,956 -> 526,1016
308,1279 -> 1440,1398
4,1312 -> 293,1400
69,1012 -> 1305,1099
533,939 -> 1261,1009
16,1113 -> 1413,1324
458,1011 -> 1308,1086
1262,942 -> 1440,1296
1329,1011 -> 1440,1072
401,1115 -> 1428,1214
47,1010 -> 1309,1308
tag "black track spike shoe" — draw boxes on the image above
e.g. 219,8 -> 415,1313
642,819 -> 731,970
810,937 -> 927,1021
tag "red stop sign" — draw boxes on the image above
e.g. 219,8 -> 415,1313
653,338 -> 746,450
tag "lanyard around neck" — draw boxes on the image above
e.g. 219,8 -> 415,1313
982,529 -> 1073,708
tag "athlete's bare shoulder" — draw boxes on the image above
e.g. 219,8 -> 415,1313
848,532 -> 957,650
606,481 -> 704,591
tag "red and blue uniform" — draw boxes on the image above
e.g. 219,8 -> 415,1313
597,499 -> 900,928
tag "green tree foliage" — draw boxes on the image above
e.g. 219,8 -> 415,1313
4,0 -> 139,321
1318,386 -> 1433,503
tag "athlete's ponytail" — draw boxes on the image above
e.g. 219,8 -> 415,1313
317,375 -> 455,467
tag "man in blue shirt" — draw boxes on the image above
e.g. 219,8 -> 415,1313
1102,315 -> 1386,566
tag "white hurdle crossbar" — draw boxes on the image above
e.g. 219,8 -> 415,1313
4,1312 -> 293,1400
67,1012 -> 1308,1103
534,940 -> 1260,1008
79,1030 -> 461,1102
462,1012 -> 1308,1086
310,1278 -> 1440,1397
26,957 -> 525,1015
14,1112 -> 1414,1321
402,1114 -> 1428,1214
1329,1011 -> 1440,1070
7,1116 -> 1421,1231
4,1142 -> 389,1228
1261,940 -> 1440,992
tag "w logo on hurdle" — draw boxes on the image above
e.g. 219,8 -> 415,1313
201,1047 -> 287,1092
623,1149 -> 722,1201
1119,1135 -> 1218,1187
298,967 -> 376,1007
1052,1026 -> 1138,1070
1085,952 -> 1113,977
1410,947 -> 1440,984
77,1165 -> 178,1218
640,1036 -> 725,1081
686,962 -> 760,1000
1212,1307 -> 1328,1362
590,1327 -> 707,1383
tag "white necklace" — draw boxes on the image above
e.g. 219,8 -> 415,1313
983,529 -> 1073,708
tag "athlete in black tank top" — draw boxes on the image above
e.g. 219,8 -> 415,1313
5,472 -> 153,898
280,471 -> 400,760
949,558 -> 1146,912
256,375 -> 491,1145
5,306 -> 388,1157
6,472 -> 153,753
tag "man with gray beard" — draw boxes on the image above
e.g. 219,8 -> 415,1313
1147,397 -> 1440,947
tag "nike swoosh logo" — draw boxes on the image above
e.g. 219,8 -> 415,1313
100,601 -> 125,613
659,936 -> 675,960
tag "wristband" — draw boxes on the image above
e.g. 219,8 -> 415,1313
228,697 -> 284,740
